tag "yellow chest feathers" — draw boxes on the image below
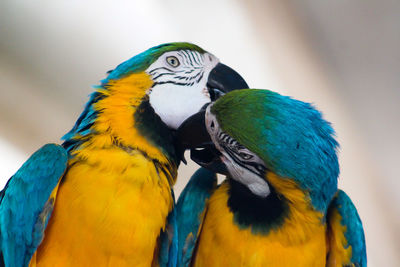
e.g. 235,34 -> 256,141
34,148 -> 174,267
194,179 -> 328,267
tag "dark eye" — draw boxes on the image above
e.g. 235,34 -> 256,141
238,152 -> 253,160
166,56 -> 180,67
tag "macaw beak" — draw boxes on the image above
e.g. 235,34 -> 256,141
176,107 -> 228,174
206,63 -> 248,101
175,62 -> 247,169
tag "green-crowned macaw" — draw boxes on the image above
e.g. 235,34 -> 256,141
0,42 -> 248,267
175,89 -> 366,266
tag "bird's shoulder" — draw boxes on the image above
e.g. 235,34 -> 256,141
326,189 -> 366,267
0,143 -> 68,267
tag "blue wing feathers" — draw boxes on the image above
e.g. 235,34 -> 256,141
159,191 -> 178,267
330,189 -> 367,267
0,144 -> 68,267
176,168 -> 217,267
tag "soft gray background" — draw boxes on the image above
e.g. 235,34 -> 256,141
0,0 -> 399,265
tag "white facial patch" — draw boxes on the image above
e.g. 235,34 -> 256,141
221,155 -> 271,198
205,105 -> 271,198
147,50 -> 219,129
149,83 -> 210,129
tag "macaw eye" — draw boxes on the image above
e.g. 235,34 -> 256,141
238,152 -> 253,160
166,56 -> 180,67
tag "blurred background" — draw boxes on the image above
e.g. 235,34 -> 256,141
0,0 -> 399,265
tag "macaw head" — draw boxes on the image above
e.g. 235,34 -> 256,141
178,89 -> 339,213
63,42 -> 248,164
103,42 -> 247,129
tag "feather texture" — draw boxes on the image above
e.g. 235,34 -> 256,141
176,168 -> 217,267
0,144 -> 67,267
327,190 -> 367,267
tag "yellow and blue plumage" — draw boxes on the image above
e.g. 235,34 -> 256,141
0,42 -> 248,267
176,89 -> 366,266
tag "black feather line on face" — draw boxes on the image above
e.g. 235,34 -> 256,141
217,132 -> 267,178
152,81 -> 195,87
149,66 -> 175,75
222,144 -> 266,178
149,50 -> 206,88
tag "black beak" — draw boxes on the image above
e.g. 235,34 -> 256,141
175,107 -> 229,174
175,62 -> 247,170
207,63 -> 248,100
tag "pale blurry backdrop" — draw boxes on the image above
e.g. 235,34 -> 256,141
0,0 -> 399,266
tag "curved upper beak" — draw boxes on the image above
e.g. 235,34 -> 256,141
175,62 -> 247,170
207,63 -> 248,100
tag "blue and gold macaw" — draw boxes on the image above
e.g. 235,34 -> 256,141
0,42 -> 248,267
176,89 -> 366,266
